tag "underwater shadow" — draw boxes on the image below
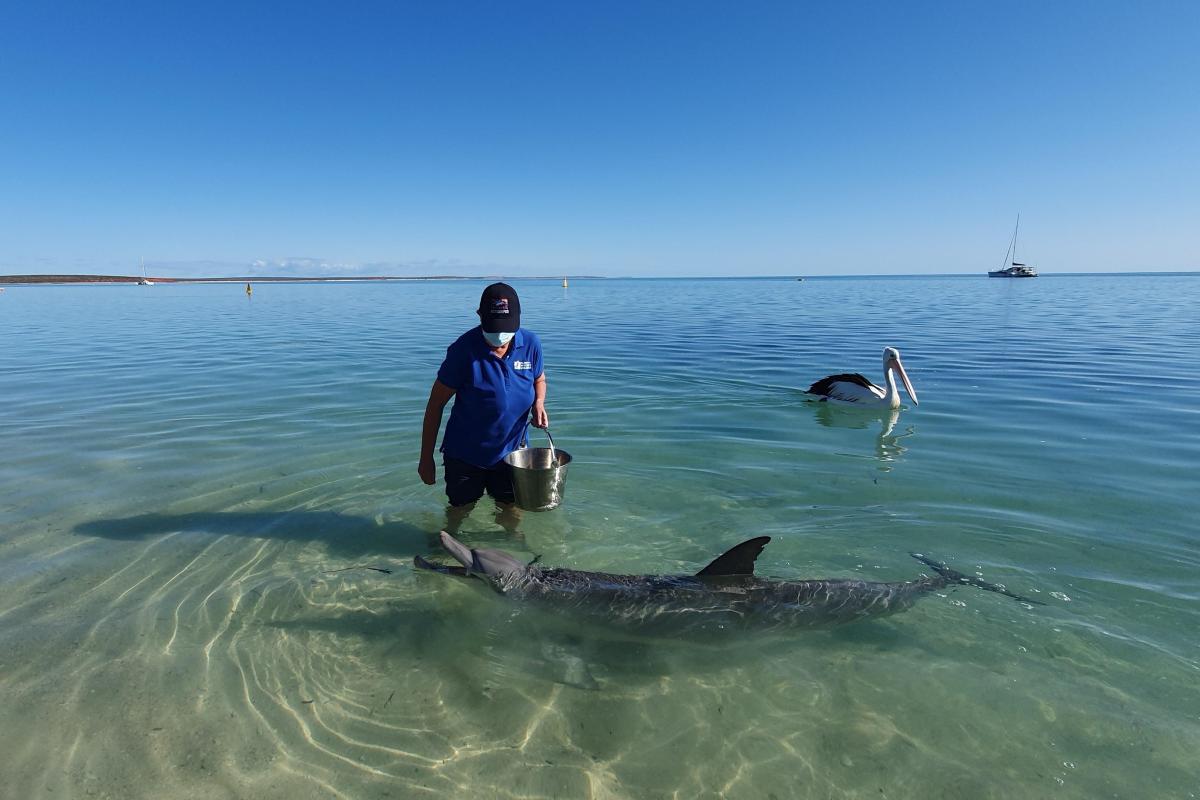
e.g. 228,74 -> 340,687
74,510 -> 433,558
261,585 -> 942,691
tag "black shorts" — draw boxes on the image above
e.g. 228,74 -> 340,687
443,455 -> 516,507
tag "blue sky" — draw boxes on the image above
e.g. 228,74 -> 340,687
2,1 -> 1197,277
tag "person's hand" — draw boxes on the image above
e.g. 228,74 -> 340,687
418,454 -> 437,485
531,402 -> 549,429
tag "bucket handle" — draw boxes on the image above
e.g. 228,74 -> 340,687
521,420 -> 557,468
538,425 -> 557,467
520,415 -> 558,467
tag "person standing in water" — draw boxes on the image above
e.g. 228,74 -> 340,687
418,283 -> 548,532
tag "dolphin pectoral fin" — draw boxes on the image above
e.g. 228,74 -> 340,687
910,553 -> 1045,606
413,554 -> 474,578
697,536 -> 772,577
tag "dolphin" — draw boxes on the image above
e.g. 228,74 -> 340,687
414,532 -> 1042,634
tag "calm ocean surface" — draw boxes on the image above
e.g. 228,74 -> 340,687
1,275 -> 1198,799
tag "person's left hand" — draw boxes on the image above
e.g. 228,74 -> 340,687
531,402 -> 549,429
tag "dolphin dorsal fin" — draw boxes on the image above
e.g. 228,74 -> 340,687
697,536 -> 771,577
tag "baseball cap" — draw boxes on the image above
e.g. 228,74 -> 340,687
478,282 -> 521,333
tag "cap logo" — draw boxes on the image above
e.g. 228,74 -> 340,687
490,298 -> 510,315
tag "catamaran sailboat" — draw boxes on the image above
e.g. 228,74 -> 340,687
988,216 -> 1038,278
137,257 -> 154,285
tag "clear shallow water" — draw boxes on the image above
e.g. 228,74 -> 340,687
1,275 -> 1198,799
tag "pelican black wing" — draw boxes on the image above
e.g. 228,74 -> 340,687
807,373 -> 874,395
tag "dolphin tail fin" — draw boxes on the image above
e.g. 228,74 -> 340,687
698,536 -> 771,577
910,553 -> 1045,605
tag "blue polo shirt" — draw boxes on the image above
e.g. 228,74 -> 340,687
437,326 -> 544,468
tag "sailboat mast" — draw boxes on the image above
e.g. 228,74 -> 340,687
1012,214 -> 1020,265
1000,217 -> 1016,270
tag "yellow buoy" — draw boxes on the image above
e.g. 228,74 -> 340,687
246,282 -> 253,296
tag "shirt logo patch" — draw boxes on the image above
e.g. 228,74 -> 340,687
514,360 -> 532,370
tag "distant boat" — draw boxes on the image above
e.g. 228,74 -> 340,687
988,216 -> 1037,278
137,257 -> 154,286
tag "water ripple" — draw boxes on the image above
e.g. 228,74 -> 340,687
2,278 -> 1199,797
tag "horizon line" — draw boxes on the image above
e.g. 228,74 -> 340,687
3,270 -> 1199,286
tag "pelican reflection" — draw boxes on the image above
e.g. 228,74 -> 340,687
813,404 -> 913,466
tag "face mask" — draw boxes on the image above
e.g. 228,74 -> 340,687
482,330 -> 514,347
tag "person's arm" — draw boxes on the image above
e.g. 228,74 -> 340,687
418,380 -> 456,485
530,372 -> 548,428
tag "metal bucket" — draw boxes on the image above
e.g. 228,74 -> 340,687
503,428 -> 572,511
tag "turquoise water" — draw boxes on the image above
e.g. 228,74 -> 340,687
2,276 -> 1198,799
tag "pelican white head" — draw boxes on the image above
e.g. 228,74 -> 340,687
882,347 -> 918,406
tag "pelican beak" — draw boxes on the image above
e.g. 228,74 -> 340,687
892,357 -> 918,406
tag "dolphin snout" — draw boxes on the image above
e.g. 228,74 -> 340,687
439,531 -> 476,569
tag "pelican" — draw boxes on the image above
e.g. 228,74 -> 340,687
807,347 -> 918,409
